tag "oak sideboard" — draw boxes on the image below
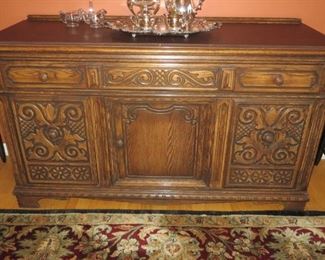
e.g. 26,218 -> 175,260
0,16 -> 324,209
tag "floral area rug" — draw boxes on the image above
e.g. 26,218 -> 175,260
0,211 -> 325,259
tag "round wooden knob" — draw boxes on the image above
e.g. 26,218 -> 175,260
39,72 -> 49,82
274,74 -> 284,86
116,139 -> 124,148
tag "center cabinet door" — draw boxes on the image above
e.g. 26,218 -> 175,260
105,99 -> 217,189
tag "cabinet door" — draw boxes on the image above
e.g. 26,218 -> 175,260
225,100 -> 314,189
11,96 -> 100,186
106,99 -> 216,189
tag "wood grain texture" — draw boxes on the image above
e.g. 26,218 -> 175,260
0,18 -> 324,209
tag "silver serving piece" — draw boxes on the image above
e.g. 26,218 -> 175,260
127,0 -> 161,31
165,0 -> 204,32
59,0 -> 221,37
108,0 -> 221,38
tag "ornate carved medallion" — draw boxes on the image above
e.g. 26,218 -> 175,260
232,104 -> 308,166
16,102 -> 89,162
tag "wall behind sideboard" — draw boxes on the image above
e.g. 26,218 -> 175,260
0,0 -> 324,33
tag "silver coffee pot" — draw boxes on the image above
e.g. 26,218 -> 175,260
127,0 -> 161,31
165,0 -> 205,31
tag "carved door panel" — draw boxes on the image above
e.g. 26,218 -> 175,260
106,99 -> 216,189
225,100 -> 313,189
11,96 -> 101,186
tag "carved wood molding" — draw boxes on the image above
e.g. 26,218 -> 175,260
28,165 -> 92,183
227,169 -> 294,187
124,104 -> 198,125
14,188 -> 309,202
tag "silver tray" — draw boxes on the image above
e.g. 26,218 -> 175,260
105,16 -> 222,38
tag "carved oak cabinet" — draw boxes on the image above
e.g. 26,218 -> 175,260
0,16 -> 324,208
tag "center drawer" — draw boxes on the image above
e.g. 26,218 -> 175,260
101,64 -> 223,90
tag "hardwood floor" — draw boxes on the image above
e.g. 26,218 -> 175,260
0,157 -> 324,211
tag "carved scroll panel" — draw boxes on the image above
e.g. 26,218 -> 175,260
103,67 -> 218,89
226,103 -> 310,188
14,100 -> 97,185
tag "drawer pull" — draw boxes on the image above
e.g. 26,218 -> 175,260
274,74 -> 284,86
39,72 -> 49,82
116,139 -> 124,148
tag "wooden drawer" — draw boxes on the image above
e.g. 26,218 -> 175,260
101,64 -> 223,90
236,65 -> 321,93
4,63 -> 88,88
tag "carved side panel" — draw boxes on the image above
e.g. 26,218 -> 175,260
103,67 -> 218,89
225,103 -> 311,188
13,100 -> 98,185
232,104 -> 308,166
17,102 -> 89,162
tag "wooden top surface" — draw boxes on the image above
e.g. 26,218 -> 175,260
0,17 -> 324,51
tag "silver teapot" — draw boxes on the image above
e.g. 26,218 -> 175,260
127,0 -> 161,31
165,0 -> 205,31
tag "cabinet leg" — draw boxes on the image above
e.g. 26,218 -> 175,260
16,195 -> 41,208
283,201 -> 306,211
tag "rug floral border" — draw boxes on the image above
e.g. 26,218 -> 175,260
1,211 -> 325,259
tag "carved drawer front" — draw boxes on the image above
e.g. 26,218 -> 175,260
11,98 -> 100,186
106,99 -> 216,189
5,63 -> 87,88
102,64 -> 221,90
236,65 -> 321,92
225,101 -> 312,189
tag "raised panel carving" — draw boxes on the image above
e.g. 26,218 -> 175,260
232,104 -> 309,166
103,67 -> 218,89
16,102 -> 89,162
123,104 -> 198,178
109,100 -> 214,188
